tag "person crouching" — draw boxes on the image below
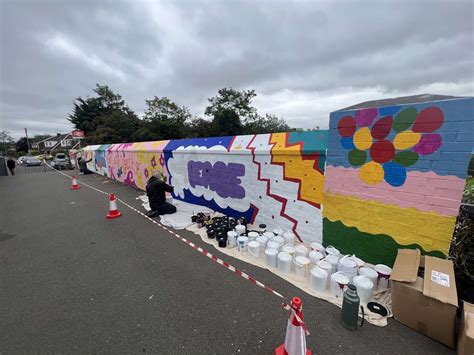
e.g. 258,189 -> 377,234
146,170 -> 177,217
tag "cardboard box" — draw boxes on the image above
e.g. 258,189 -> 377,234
391,249 -> 458,348
458,301 -> 474,355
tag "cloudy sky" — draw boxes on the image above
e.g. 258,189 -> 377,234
1,0 -> 473,139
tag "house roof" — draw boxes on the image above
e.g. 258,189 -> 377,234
338,94 -> 466,111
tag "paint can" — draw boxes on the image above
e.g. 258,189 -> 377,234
273,227 -> 284,236
267,240 -> 281,251
277,252 -> 292,274
259,224 -> 267,233
235,224 -> 246,236
310,242 -> 326,255
281,244 -> 296,258
283,231 -> 296,245
337,255 -> 358,281
354,256 -> 365,268
248,241 -> 261,258
227,231 -> 238,248
309,250 -> 325,265
325,254 -> 340,275
256,235 -> 269,249
247,231 -> 259,241
359,267 -> 378,287
217,236 -> 227,248
317,259 -> 333,276
353,275 -> 374,304
265,248 -> 278,268
263,231 -> 274,240
375,264 -> 392,290
294,256 -> 310,278
237,236 -> 249,253
295,244 -> 309,257
330,271 -> 350,298
272,236 -> 285,248
310,266 -> 328,292
326,245 -> 341,257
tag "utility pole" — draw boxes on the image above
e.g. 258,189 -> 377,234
25,128 -> 31,154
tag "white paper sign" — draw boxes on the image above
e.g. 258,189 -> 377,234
431,270 -> 450,287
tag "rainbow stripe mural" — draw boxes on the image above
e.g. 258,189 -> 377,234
323,97 -> 474,265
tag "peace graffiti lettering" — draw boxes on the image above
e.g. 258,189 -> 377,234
188,160 -> 245,199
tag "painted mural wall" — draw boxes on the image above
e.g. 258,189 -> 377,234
81,131 -> 328,244
323,97 -> 474,265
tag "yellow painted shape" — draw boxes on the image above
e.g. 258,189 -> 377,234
393,130 -> 421,150
359,161 -> 384,185
322,192 -> 456,254
353,127 -> 373,150
270,133 -> 325,206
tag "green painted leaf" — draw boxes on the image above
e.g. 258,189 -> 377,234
393,151 -> 419,167
348,149 -> 367,166
393,107 -> 417,132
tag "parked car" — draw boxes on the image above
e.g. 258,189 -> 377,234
23,156 -> 43,166
36,154 -> 53,161
17,156 -> 27,165
51,153 -> 72,169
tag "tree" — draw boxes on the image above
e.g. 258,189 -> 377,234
212,109 -> 243,136
140,97 -> 192,140
243,114 -> 291,134
1,130 -> 14,154
16,137 -> 29,152
187,118 -> 214,138
205,88 -> 257,122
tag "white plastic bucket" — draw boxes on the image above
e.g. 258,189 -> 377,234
359,267 -> 378,286
310,242 -> 325,255
227,231 -> 238,248
248,241 -> 261,258
237,236 -> 249,252
265,248 -> 278,268
281,245 -> 296,258
273,227 -> 284,236
272,236 -> 285,248
337,255 -> 358,281
354,256 -> 365,268
235,224 -> 246,236
263,231 -> 274,240
267,240 -> 281,251
325,245 -> 341,257
256,235 -> 268,249
247,231 -> 259,241
330,271 -> 349,298
375,264 -> 392,290
309,250 -> 325,265
294,256 -> 310,278
317,259 -> 333,275
353,275 -> 374,304
295,244 -> 309,257
310,266 -> 328,292
325,254 -> 340,275
277,252 -> 292,274
283,231 -> 296,245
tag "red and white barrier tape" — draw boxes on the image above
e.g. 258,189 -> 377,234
48,164 -> 309,335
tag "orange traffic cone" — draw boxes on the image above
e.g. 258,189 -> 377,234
70,176 -> 80,190
106,193 -> 122,219
275,297 -> 311,355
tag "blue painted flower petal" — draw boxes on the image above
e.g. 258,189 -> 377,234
379,105 -> 402,116
383,162 -> 407,187
340,136 -> 355,150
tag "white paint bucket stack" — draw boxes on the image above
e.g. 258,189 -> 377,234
235,224 -> 246,236
256,235 -> 268,249
294,256 -> 310,278
248,241 -> 261,258
325,254 -> 340,275
359,267 -> 378,287
281,245 -> 296,258
375,264 -> 392,290
267,240 -> 281,251
265,248 -> 278,268
353,275 -> 374,304
317,260 -> 333,276
310,266 -> 328,292
278,252 -> 292,274
337,255 -> 358,281
325,245 -> 340,257
283,231 -> 296,245
272,236 -> 285,249
310,242 -> 325,255
330,271 -> 349,298
295,245 -> 309,258
247,231 -> 259,241
308,250 -> 325,265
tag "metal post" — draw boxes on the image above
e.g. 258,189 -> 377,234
25,128 -> 31,154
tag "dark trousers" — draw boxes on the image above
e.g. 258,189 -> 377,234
8,167 -> 15,176
147,202 -> 177,217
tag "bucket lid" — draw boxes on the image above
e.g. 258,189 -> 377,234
359,267 -> 378,277
278,252 -> 292,261
295,245 -> 309,252
273,228 -> 284,235
310,242 -> 325,251
237,236 -> 248,242
375,264 -> 392,275
227,231 -> 238,237
326,254 -> 339,263
326,245 -> 340,255
263,232 -> 274,239
272,236 -> 285,244
331,272 -> 349,283
248,231 -> 259,238
282,245 -> 295,253
235,225 -> 246,232
267,241 -> 280,249
265,248 -> 278,256
257,235 -> 268,243
295,256 -> 310,265
311,266 -> 328,277
309,250 -> 324,260
283,231 -> 295,239
248,241 -> 260,248
354,275 -> 373,288
317,260 -> 332,270
339,255 -> 357,268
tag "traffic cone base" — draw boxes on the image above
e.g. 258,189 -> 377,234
106,210 -> 122,219
275,344 -> 311,355
71,185 -> 80,190
70,176 -> 80,190
106,193 -> 122,219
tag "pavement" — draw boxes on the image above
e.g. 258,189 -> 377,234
0,168 -> 454,354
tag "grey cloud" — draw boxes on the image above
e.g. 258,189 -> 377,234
1,0 -> 473,139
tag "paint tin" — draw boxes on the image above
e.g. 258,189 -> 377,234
248,241 -> 261,258
259,224 -> 267,233
317,259 -> 333,276
277,252 -> 292,274
294,256 -> 310,277
354,256 -> 365,268
237,236 -> 249,253
310,266 -> 328,292
263,231 -> 275,240
273,227 -> 284,236
325,254 -> 340,275
283,231 -> 296,245
325,245 -> 341,257
359,267 -> 378,287
295,244 -> 309,257
265,248 -> 278,268
330,271 -> 349,298
217,236 -> 227,248
267,240 -> 281,251
375,264 -> 392,290
353,275 -> 374,304
247,231 -> 259,241
281,245 -> 296,258
272,236 -> 285,248
337,255 -> 358,281
227,231 -> 238,248
235,224 -> 246,236
310,242 -> 326,255
256,235 -> 269,249
309,250 -> 325,265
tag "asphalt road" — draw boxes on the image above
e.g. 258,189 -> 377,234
0,170 -> 453,354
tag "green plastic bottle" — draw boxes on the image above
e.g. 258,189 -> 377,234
341,283 -> 364,331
